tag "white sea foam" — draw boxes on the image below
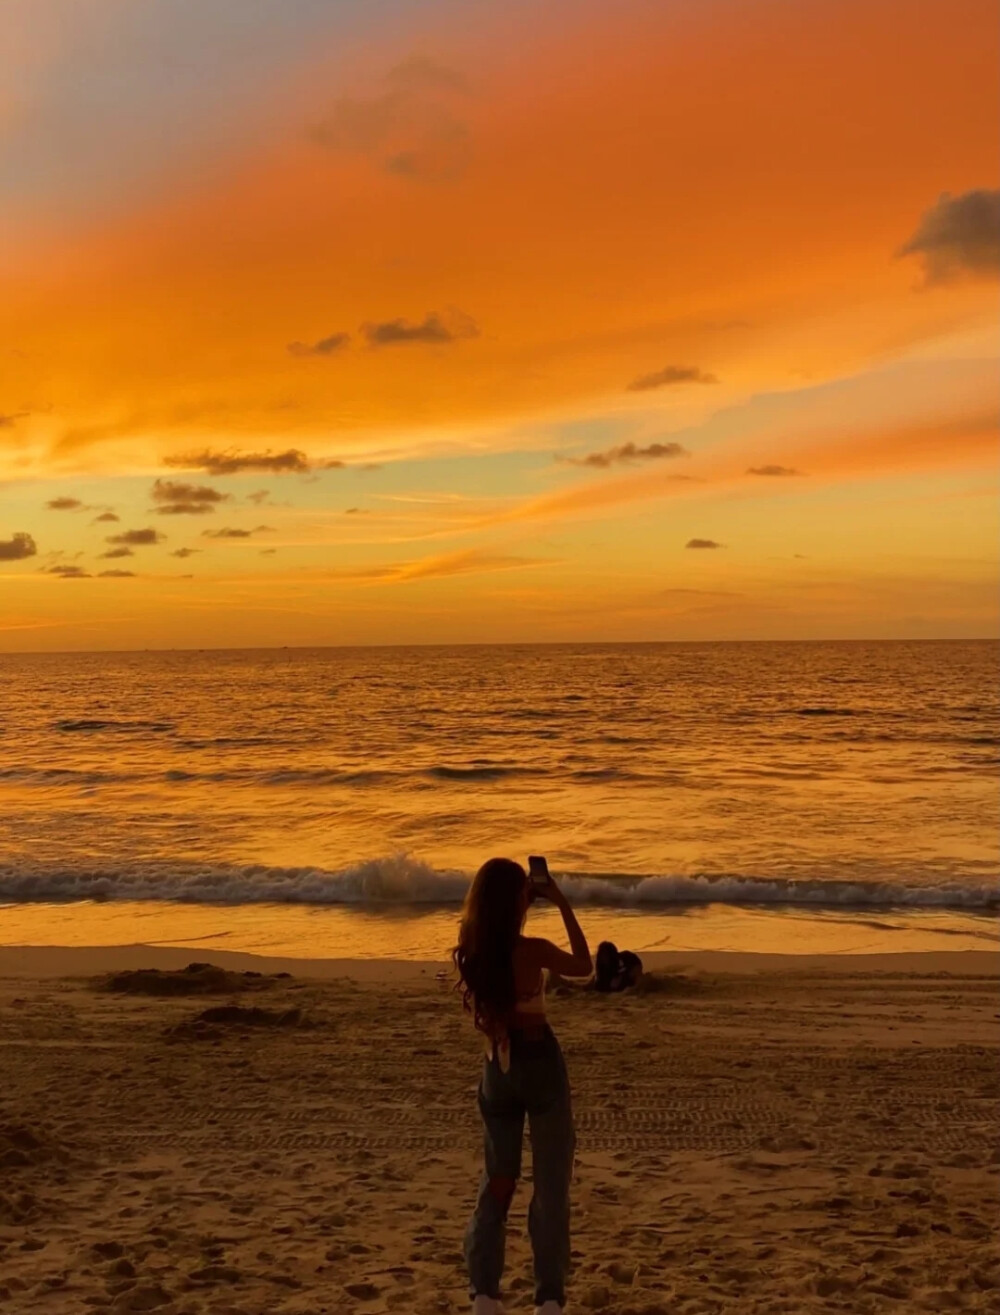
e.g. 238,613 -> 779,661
0,856 -> 995,910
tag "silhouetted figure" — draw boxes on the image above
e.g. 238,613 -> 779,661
594,940 -> 643,992
453,857 -> 592,1315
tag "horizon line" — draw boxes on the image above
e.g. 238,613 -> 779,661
2,635 -> 998,658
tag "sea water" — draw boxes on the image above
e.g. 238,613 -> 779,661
1,641 -> 997,957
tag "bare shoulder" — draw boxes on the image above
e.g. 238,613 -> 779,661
516,936 -> 557,970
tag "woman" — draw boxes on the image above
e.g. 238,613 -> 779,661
453,857 -> 592,1315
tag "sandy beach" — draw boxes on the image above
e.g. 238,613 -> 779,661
1,948 -> 997,1314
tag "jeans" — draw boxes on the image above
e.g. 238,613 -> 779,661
464,1024 -> 575,1308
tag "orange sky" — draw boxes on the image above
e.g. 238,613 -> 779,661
1,0 -> 997,648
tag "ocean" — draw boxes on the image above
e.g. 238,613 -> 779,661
1,641 -> 997,958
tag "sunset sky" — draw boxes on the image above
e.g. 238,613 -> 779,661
1,0 -> 998,649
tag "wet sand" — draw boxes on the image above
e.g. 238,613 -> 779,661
1,949 -> 997,1313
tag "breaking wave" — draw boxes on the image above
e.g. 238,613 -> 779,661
0,856 -> 995,910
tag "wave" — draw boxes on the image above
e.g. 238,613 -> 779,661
1,857 -> 996,911
55,718 -> 175,734
426,764 -> 542,781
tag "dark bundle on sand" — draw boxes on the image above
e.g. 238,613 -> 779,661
97,961 -> 290,996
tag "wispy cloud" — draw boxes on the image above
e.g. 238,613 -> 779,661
563,440 -> 689,469
99,547 -> 134,560
202,525 -> 274,539
45,564 -> 90,578
626,365 -> 718,392
0,532 -> 37,561
686,538 -> 724,549
287,331 -> 351,357
337,548 -> 549,584
166,449 -> 313,475
151,478 -> 228,515
0,411 -> 31,428
106,528 -> 164,547
898,188 -> 1000,284
660,587 -> 739,598
362,310 -> 478,347
170,548 -> 199,559
97,570 -> 136,578
46,496 -> 82,511
747,464 -> 802,477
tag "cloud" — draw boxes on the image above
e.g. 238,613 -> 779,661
362,310 -> 478,347
287,331 -> 351,357
97,570 -> 136,578
686,538 -> 724,549
246,490 -> 270,505
46,496 -> 82,510
45,564 -> 91,578
202,525 -> 274,539
898,189 -> 1000,284
0,411 -> 30,428
627,365 -> 718,392
260,547 -> 277,555
660,587 -> 739,598
99,547 -> 134,560
166,448 -> 311,475
92,511 -> 120,523
308,57 -> 470,184
106,528 -> 164,546
0,532 -> 37,561
344,548 -> 548,584
170,548 -> 199,559
564,440 -> 690,469
387,56 -> 468,95
747,464 -> 802,477
151,478 -> 228,515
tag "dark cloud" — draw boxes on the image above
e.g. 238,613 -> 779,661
362,310 -> 478,347
98,570 -> 136,578
0,410 -> 30,428
287,332 -> 351,357
99,547 -> 134,560
46,497 -> 82,511
747,464 -> 802,477
170,548 -> 199,559
566,441 -> 690,469
166,448 -> 311,475
106,528 -> 164,547
151,477 -> 228,515
0,532 -> 37,561
202,525 -> 274,539
46,564 -> 91,578
627,365 -> 718,392
308,57 -> 469,184
686,538 -> 724,550
92,511 -> 120,523
898,189 -> 1000,284
260,547 -> 278,555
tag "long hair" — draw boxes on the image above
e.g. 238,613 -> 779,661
453,857 -> 528,1036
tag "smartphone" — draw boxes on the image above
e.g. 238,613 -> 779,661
527,855 -> 550,888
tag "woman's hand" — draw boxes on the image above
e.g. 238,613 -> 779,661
532,873 -> 565,905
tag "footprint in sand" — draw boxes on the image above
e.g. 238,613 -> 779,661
345,1280 -> 383,1299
